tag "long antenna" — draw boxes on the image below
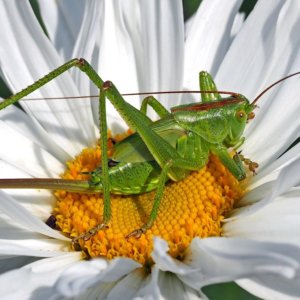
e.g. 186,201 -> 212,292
251,71 -> 300,106
21,90 -> 239,101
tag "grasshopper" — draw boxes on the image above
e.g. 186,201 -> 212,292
0,58 -> 299,241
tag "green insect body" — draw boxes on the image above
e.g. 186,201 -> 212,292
0,58 -> 257,240
91,93 -> 253,195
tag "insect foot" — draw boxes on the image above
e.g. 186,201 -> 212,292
125,226 -> 147,240
72,223 -> 109,244
237,152 -> 259,175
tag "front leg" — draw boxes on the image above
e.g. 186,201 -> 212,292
211,144 -> 246,181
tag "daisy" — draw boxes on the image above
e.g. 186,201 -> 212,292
0,0 -> 300,299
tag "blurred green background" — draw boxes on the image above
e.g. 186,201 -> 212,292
0,1 -> 263,299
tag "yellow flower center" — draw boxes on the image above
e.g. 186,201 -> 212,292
54,133 -> 244,265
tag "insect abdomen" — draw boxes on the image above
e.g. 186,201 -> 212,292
90,161 -> 162,194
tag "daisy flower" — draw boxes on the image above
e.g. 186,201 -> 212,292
0,0 -> 300,299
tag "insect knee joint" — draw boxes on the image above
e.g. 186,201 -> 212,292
78,58 -> 86,66
103,81 -> 113,91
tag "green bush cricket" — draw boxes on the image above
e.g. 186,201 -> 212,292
0,58 -> 299,242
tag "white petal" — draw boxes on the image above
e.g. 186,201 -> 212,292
157,269 -> 202,300
183,0 -> 242,94
133,266 -> 162,300
0,1 -> 96,155
0,253 -> 81,300
224,189 -> 300,247
238,278 -> 300,300
0,256 -> 37,274
215,0 -> 300,162
0,104 -> 70,162
139,0 -> 184,107
106,268 -> 156,300
249,143 -> 300,190
0,160 -> 55,220
98,0 -> 185,131
71,0 -> 104,126
0,191 -> 69,241
216,0 -> 300,97
38,0 -> 85,60
97,0 -> 141,132
0,121 -> 64,177
54,258 -> 140,298
0,238 -> 69,257
152,237 -> 300,292
230,12 -> 245,39
228,154 -> 300,218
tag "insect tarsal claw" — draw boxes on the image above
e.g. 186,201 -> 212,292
72,223 -> 109,243
125,227 -> 147,240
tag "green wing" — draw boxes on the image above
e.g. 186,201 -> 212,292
112,117 -> 186,163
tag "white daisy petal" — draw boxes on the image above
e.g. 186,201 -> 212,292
240,274 -> 300,300
0,253 -> 81,300
215,0 -> 300,162
0,1 -> 300,299
0,239 -> 68,257
71,0 -> 103,92
230,12 -> 245,39
244,74 -> 300,167
216,0 -> 299,97
139,0 -> 184,107
134,266 -> 162,300
98,0 -> 185,129
0,160 -> 56,222
0,256 -> 38,274
38,0 -> 85,60
184,0 -> 242,93
0,104 -> 70,162
228,153 -> 300,218
224,190 -> 300,247
0,121 -> 64,177
153,237 -> 300,293
0,191 -> 68,241
0,0 -> 96,155
249,143 -> 300,190
98,1 -> 140,93
104,268 -> 150,300
95,1 -> 141,132
71,0 -> 104,127
157,269 -> 203,300
238,278 -> 300,300
54,258 -> 140,298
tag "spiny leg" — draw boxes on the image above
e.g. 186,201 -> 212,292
211,144 -> 246,181
0,58 -> 155,241
0,58 -> 115,242
234,151 -> 259,175
72,84 -> 111,243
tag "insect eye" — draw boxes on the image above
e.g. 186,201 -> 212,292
236,110 -> 246,121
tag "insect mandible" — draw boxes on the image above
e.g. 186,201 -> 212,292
0,58 -> 299,242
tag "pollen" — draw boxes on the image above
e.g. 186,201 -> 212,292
54,133 -> 244,265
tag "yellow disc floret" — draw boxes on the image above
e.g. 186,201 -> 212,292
54,133 -> 243,265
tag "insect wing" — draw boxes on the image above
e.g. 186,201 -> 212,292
113,118 -> 186,163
